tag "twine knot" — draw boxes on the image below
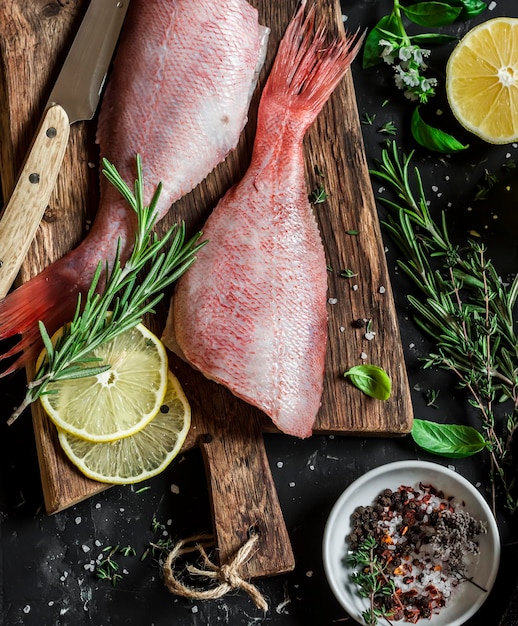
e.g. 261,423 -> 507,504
219,562 -> 242,587
162,532 -> 268,612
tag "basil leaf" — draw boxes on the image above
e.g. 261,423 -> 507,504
445,0 -> 487,19
411,419 -> 487,458
401,2 -> 462,27
362,13 -> 402,69
410,33 -> 457,45
411,106 -> 469,153
344,365 -> 391,400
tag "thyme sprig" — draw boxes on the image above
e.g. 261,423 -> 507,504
371,140 -> 518,514
347,537 -> 398,626
8,155 -> 206,425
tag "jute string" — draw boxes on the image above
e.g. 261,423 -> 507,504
162,533 -> 268,612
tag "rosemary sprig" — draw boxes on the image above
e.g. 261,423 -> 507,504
8,155 -> 206,425
370,140 -> 518,514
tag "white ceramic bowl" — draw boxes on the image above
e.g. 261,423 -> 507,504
323,460 -> 500,626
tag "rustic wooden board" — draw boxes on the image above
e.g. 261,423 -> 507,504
0,0 -> 413,578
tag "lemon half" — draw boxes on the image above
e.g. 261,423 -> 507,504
58,370 -> 190,484
446,17 -> 518,144
40,323 -> 168,442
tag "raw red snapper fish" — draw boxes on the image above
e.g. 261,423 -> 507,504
0,0 -> 267,374
163,3 -> 362,438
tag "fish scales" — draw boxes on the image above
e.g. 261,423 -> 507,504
164,4 -> 363,438
0,0 -> 267,373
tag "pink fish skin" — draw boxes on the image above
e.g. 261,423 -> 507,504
0,0 -> 266,374
164,4 -> 362,438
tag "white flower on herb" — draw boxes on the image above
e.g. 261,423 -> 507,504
420,77 -> 438,92
398,45 -> 414,62
379,39 -> 396,64
398,45 -> 431,68
394,65 -> 420,88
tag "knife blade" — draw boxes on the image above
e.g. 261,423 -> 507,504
0,0 -> 131,298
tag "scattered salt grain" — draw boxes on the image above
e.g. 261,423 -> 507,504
328,297 -> 338,305
289,482 -> 296,488
81,545 -> 90,553
94,540 -> 102,547
488,1 -> 496,9
23,606 -> 31,614
277,461 -> 284,468
171,484 -> 180,494
379,286 -> 386,294
95,503 -> 102,509
340,326 -> 345,332
409,343 -> 415,349
191,605 -> 199,614
306,571 -> 314,578
75,516 -> 82,525
360,352 -> 368,360
364,331 -> 376,341
352,284 -> 359,291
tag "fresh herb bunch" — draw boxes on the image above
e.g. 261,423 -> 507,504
8,155 -> 206,425
363,0 -> 486,151
370,140 -> 518,514
348,536 -> 397,626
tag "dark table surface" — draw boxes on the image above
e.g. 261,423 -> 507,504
1,1 -> 517,625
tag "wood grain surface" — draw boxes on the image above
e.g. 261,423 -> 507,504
0,0 -> 413,578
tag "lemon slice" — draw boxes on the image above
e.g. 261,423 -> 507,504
446,17 -> 518,144
57,371 -> 190,484
40,323 -> 168,442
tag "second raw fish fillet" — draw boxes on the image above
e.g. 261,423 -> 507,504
163,4 -> 362,438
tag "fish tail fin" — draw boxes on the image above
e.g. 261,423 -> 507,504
262,1 -> 364,128
0,265 -> 79,376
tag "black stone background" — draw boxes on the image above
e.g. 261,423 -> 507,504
1,1 -> 517,624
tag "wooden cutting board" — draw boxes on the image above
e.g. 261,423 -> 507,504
0,0 -> 413,579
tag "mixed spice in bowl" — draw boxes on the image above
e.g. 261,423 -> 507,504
323,461 -> 500,625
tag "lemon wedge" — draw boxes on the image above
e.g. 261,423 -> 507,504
446,17 -> 518,144
39,323 -> 168,442
57,370 -> 190,484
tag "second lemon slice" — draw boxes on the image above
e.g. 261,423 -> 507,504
40,323 -> 168,442
58,371 -> 190,484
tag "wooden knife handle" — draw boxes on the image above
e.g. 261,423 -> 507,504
0,104 -> 70,298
